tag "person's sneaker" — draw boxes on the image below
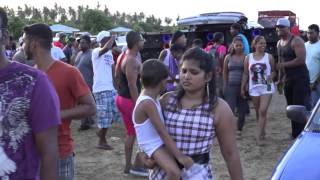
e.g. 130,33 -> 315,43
129,167 -> 149,177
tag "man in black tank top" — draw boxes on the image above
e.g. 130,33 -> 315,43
115,31 -> 148,176
276,18 -> 310,138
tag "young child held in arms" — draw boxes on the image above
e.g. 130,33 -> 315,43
133,59 -> 194,180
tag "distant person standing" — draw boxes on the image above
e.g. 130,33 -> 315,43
92,30 -> 120,150
230,23 -> 250,114
63,36 -> 77,64
276,18 -> 310,139
53,32 -> 66,49
160,44 -> 186,92
159,30 -> 187,62
75,35 -> 95,131
305,24 -> 320,108
5,35 -> 16,60
230,23 -> 250,55
23,23 -> 96,180
12,36 -> 35,66
223,37 -> 247,136
205,32 -> 227,97
159,31 -> 187,92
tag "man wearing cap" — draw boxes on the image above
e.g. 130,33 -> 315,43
92,31 -> 120,150
22,23 -> 96,180
276,18 -> 310,139
63,36 -> 77,65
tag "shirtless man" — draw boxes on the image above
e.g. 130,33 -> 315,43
115,31 -> 148,176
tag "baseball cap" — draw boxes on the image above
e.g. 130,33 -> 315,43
96,31 -> 110,42
276,18 -> 290,28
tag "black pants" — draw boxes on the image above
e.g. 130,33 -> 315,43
284,76 -> 310,138
224,84 -> 247,131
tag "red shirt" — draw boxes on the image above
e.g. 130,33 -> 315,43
46,61 -> 90,157
53,41 -> 64,49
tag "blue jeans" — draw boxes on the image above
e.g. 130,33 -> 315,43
311,83 -> 320,108
59,153 -> 75,180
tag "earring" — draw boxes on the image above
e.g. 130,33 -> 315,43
206,83 -> 210,97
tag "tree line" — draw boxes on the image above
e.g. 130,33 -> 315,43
1,3 -> 180,39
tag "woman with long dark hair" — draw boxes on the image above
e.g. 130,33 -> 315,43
223,36 -> 247,136
147,47 -> 243,180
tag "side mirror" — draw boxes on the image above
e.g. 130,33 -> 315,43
286,105 -> 308,124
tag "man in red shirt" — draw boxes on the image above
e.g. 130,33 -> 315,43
23,23 -> 96,180
53,32 -> 66,49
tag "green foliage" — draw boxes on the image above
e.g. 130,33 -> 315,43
82,9 -> 112,34
3,3 -> 177,39
8,16 -> 26,39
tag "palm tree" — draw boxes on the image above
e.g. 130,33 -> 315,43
42,7 -> 50,22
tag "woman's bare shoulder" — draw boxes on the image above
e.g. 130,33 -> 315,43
213,97 -> 234,125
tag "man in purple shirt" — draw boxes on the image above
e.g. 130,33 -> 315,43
0,8 -> 60,180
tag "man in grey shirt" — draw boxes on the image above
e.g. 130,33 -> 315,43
75,35 -> 94,130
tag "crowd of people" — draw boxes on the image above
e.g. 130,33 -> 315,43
1,6 -> 320,180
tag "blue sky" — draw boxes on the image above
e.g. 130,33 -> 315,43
2,0 -> 316,30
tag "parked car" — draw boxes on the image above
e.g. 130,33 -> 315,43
271,103 -> 320,179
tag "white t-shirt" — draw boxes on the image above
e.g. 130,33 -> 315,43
91,47 -> 115,93
305,41 -> 320,83
51,46 -> 66,61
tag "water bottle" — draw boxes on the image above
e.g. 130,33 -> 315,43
267,82 -> 271,92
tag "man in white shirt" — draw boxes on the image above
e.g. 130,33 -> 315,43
305,24 -> 320,108
91,31 -> 119,150
51,45 -> 66,62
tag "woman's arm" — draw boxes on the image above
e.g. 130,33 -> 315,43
223,54 -> 230,92
268,54 -> 276,81
214,98 -> 243,180
241,56 -> 249,98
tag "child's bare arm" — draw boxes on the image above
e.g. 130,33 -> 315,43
138,100 -> 193,168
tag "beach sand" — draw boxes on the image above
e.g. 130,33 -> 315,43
72,93 -> 293,180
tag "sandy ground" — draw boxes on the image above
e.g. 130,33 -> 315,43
71,93 -> 293,180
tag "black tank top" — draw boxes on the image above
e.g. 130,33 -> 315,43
118,70 -> 141,98
278,36 -> 308,78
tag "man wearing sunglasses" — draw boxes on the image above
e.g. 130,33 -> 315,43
276,18 -> 310,139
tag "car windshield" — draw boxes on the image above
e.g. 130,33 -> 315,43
306,105 -> 320,132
